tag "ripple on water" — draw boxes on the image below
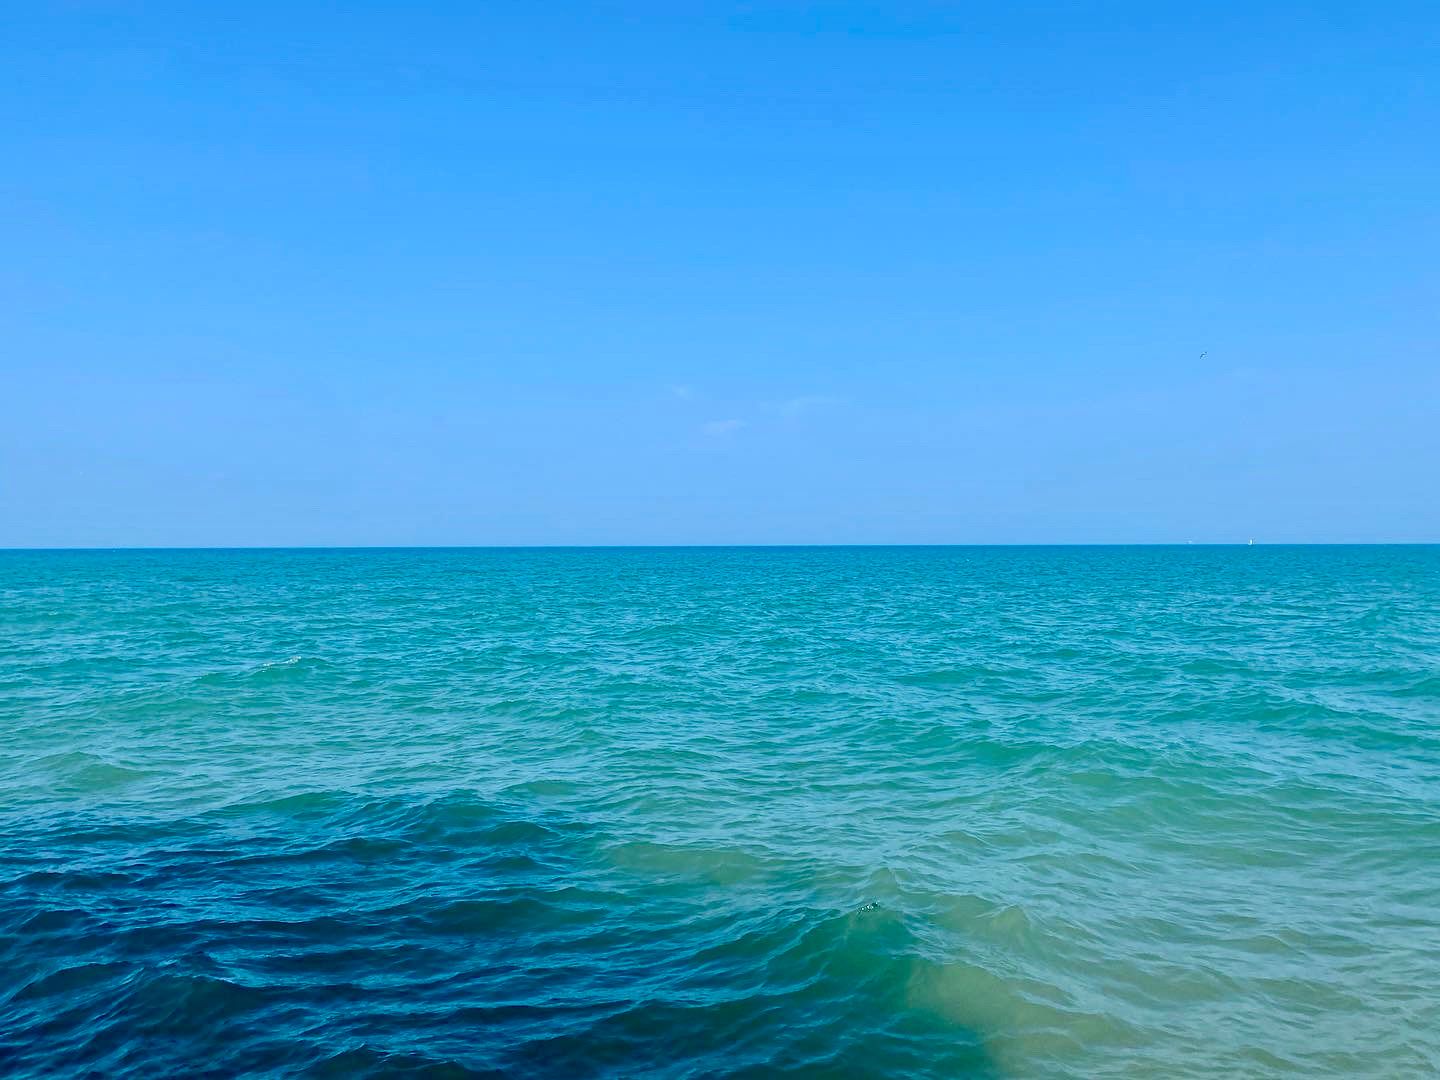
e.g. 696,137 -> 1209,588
2,546 -> 1438,1077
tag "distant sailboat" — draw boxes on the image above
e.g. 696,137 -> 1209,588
1248,538 -> 1254,546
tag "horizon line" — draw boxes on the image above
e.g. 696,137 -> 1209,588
2,542 -> 1436,553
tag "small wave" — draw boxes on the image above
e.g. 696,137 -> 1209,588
193,656 -> 332,687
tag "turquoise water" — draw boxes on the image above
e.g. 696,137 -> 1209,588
2,546 -> 1438,1077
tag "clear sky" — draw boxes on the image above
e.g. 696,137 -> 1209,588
4,3 -> 1437,546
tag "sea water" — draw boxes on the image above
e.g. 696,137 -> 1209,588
2,546 -> 1437,1077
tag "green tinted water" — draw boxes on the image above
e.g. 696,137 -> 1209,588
2,547 -> 1437,1076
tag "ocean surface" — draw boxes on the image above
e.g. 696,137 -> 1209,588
2,546 -> 1438,1078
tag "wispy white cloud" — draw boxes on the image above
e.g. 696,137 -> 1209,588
770,394 -> 840,418
701,418 -> 746,436
669,384 -> 696,399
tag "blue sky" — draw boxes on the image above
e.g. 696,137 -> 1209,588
4,3 -> 1437,545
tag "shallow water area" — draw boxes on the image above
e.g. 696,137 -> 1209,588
2,546 -> 1438,1077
